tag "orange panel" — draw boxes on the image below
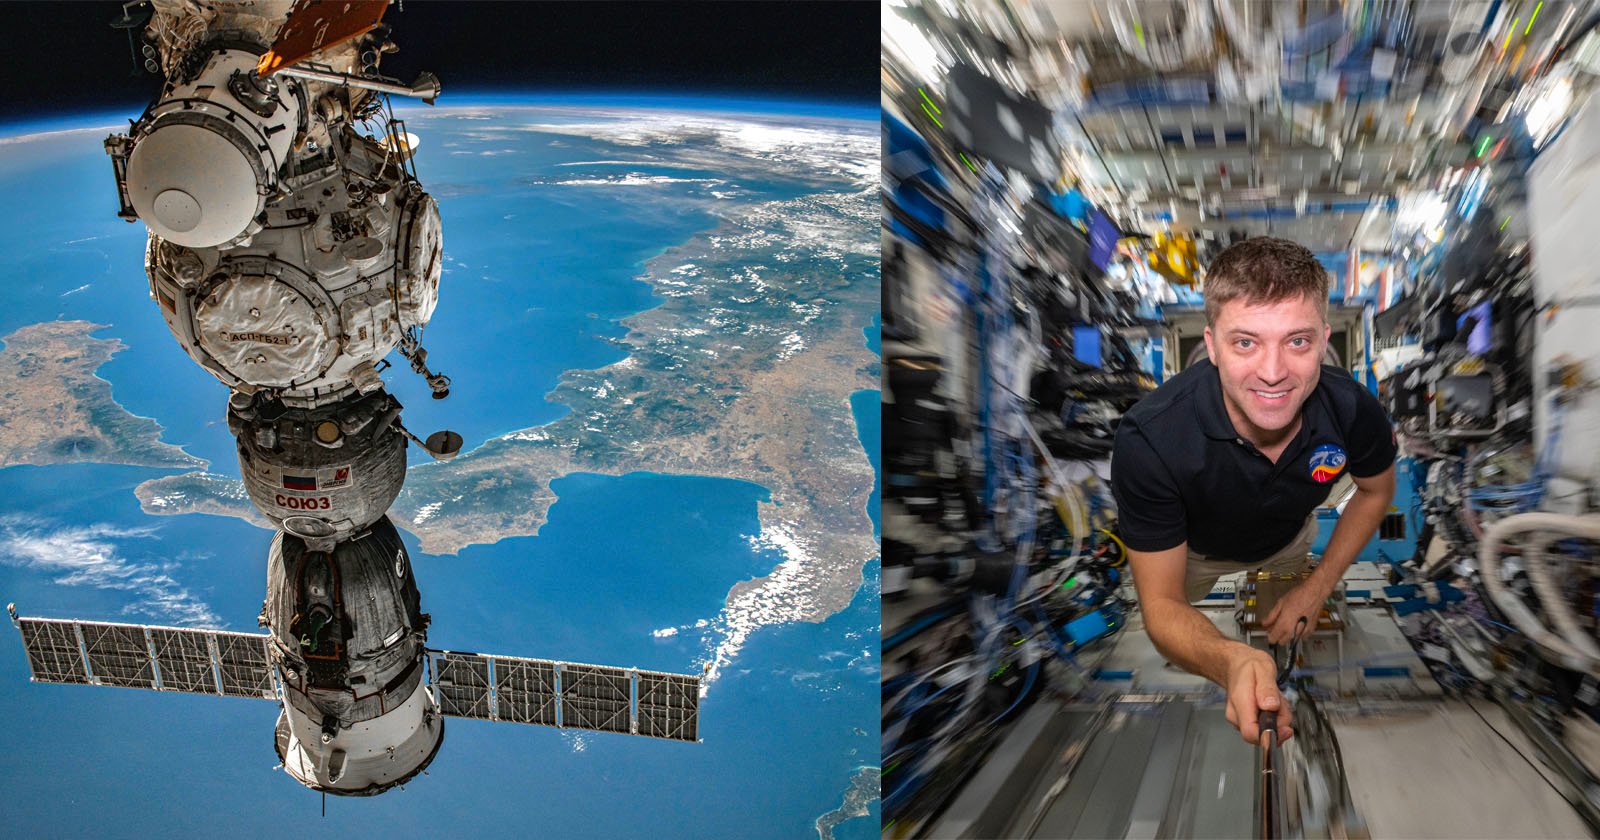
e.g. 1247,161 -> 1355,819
257,0 -> 390,77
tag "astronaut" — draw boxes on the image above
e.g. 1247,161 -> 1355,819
1110,237 -> 1398,744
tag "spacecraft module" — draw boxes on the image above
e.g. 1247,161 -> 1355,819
11,0 -> 699,799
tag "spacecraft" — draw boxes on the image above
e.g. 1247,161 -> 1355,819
11,0 -> 699,798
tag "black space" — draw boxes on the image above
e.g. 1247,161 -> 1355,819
3,1 -> 879,123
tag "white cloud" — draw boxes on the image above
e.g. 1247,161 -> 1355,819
412,105 -> 876,187
691,521 -> 822,693
548,174 -> 718,187
0,125 -> 122,148
0,517 -> 221,627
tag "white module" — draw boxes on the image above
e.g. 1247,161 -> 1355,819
125,48 -> 303,248
275,676 -> 444,795
142,128 -> 442,405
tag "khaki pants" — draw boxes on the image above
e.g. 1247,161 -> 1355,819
1183,515 -> 1319,604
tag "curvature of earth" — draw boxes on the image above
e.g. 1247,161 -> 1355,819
132,105 -> 881,686
0,101 -> 879,839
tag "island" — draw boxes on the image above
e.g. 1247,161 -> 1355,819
0,320 -> 205,470
815,766 -> 879,840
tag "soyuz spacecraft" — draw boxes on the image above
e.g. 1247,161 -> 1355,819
9,0 -> 699,797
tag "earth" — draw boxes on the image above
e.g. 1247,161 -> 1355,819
0,96 -> 879,839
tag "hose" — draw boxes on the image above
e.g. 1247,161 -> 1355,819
1478,512 -> 1600,674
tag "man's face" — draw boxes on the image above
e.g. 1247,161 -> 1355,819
1203,294 -> 1330,443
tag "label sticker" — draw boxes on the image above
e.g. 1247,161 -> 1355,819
323,465 -> 352,489
282,473 -> 317,491
1309,443 -> 1347,484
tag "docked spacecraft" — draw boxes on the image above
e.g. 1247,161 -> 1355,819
10,0 -> 699,798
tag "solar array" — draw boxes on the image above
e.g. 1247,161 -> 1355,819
14,616 -> 701,743
430,651 -> 700,742
17,618 -> 276,698
636,671 -> 701,741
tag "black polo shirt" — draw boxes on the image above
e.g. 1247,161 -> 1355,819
1110,359 -> 1397,563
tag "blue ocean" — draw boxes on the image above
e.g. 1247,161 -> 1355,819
0,96 -> 878,838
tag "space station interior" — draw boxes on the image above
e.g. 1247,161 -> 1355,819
11,0 -> 698,800
883,2 -> 1600,837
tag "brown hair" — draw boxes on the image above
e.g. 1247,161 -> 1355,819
1202,237 -> 1330,326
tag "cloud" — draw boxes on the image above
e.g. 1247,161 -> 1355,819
406,105 -> 874,186
692,522 -> 822,693
0,517 -> 222,627
0,125 -> 122,148
544,174 -> 719,187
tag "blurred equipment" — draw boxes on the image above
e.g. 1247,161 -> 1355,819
885,0 -> 1600,836
882,64 -> 1153,838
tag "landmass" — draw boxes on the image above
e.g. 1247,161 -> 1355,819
815,766 -> 879,840
0,320 -> 204,470
132,111 -> 880,684
137,470 -> 273,529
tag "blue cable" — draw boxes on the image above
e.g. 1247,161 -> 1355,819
882,671 -> 920,693
883,605 -> 959,652
1466,396 -> 1566,512
1481,618 -> 1521,636
988,660 -> 1039,727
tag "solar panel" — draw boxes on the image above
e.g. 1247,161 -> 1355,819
213,631 -> 274,698
560,663 -> 632,735
13,617 -> 275,699
431,652 -> 492,719
148,627 -> 217,695
18,619 -> 88,685
494,656 -> 558,726
636,671 -> 700,742
427,650 -> 699,742
14,617 -> 707,744
81,622 -> 155,688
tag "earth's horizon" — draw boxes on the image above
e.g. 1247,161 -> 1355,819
0,95 -> 880,839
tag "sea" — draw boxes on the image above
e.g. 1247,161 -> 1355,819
0,96 -> 879,838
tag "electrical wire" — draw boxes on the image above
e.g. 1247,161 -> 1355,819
1009,411 -> 1089,609
882,654 -> 978,720
1465,393 -> 1567,511
1099,528 -> 1129,566
884,601 -> 962,652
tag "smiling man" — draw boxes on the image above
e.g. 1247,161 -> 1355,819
1110,237 -> 1397,745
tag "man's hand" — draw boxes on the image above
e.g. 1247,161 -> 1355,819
1263,579 -> 1329,645
1124,543 -> 1297,746
1224,648 -> 1293,744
